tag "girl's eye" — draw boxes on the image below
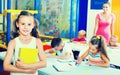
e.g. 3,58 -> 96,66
28,24 -> 31,26
21,23 -> 25,25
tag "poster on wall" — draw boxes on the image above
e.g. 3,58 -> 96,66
40,0 -> 71,38
90,0 -> 108,10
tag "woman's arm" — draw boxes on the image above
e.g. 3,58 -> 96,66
3,40 -> 35,74
17,38 -> 47,70
77,49 -> 89,64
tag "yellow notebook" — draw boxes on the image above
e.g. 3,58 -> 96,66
19,48 -> 38,64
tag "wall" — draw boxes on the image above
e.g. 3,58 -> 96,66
86,0 -> 102,43
112,0 -> 120,42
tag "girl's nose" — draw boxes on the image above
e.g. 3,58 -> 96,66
24,25 -> 28,28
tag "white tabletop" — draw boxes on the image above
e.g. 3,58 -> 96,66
0,43 -> 120,67
107,47 -> 120,66
38,58 -> 120,75
0,50 -> 120,75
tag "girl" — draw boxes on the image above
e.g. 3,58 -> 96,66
70,30 -> 86,44
4,11 -> 46,75
109,35 -> 119,48
76,36 -> 110,67
93,1 -> 116,44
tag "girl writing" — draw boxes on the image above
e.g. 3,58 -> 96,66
77,35 -> 109,67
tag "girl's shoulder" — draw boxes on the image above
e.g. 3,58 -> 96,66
35,37 -> 42,45
35,37 -> 42,42
9,37 -> 17,43
8,38 -> 16,48
13,36 -> 19,41
32,37 -> 41,42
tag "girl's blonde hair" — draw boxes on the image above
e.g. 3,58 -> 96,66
78,30 -> 86,36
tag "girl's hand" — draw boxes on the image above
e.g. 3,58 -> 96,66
76,58 -> 82,64
15,59 -> 26,69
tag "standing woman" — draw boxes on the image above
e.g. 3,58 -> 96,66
93,2 -> 116,44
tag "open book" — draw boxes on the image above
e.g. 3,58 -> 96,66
19,48 -> 38,64
53,62 -> 73,72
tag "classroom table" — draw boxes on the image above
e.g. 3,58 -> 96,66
0,52 -> 120,75
0,42 -> 120,66
38,58 -> 120,75
0,42 -> 120,75
107,47 -> 120,66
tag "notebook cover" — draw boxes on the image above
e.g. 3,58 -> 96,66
19,48 -> 38,64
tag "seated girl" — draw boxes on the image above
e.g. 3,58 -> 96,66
109,35 -> 120,48
70,30 -> 86,44
76,35 -> 110,67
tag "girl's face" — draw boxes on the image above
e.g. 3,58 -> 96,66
89,43 -> 98,54
16,16 -> 34,36
103,3 -> 110,12
78,33 -> 84,39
